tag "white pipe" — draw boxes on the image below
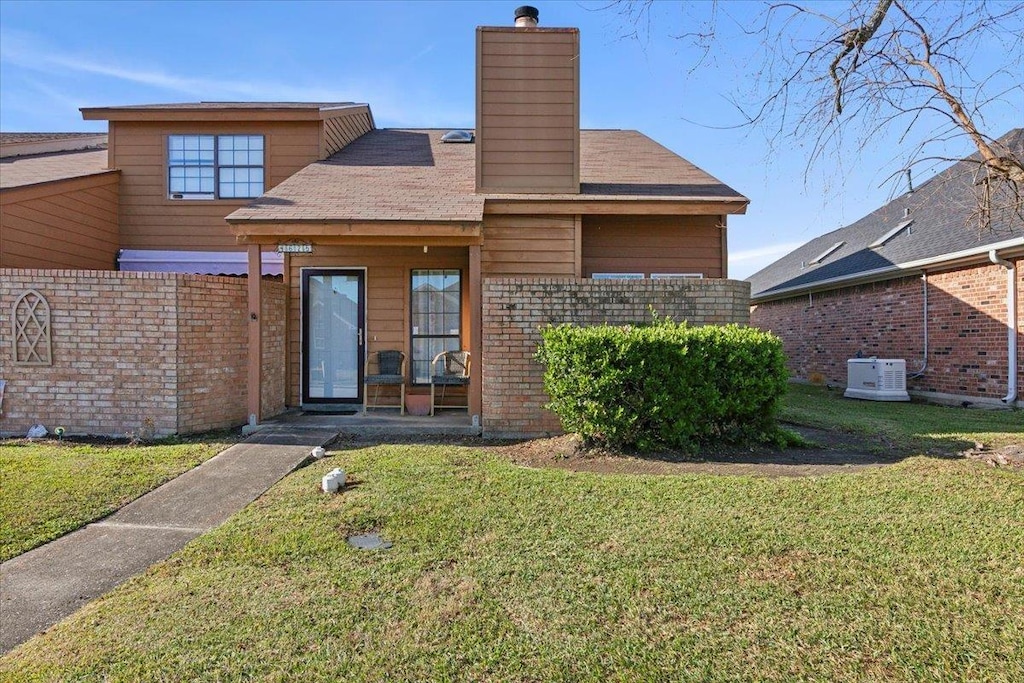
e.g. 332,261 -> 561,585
908,272 -> 928,378
988,250 -> 1018,404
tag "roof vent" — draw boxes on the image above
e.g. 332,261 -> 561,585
515,5 -> 539,27
441,130 -> 474,144
870,219 -> 913,249
809,241 -> 845,265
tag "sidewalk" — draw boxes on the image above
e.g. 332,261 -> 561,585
0,425 -> 338,654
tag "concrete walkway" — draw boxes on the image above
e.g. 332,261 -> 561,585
0,425 -> 338,654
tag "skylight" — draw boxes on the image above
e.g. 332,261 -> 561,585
869,219 -> 913,248
441,130 -> 474,144
808,241 -> 845,265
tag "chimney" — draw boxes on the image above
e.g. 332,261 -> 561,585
476,6 -> 580,193
514,5 -> 539,27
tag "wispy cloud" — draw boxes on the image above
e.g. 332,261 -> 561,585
0,29 -> 472,128
728,241 -> 802,279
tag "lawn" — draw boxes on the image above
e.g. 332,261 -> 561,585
3,424 -> 1022,680
0,435 -> 234,562
782,383 -> 1024,452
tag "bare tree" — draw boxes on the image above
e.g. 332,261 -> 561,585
609,0 -> 1024,227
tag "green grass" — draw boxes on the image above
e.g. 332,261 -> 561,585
3,444 -> 1021,681
0,435 -> 233,561
781,383 -> 1024,453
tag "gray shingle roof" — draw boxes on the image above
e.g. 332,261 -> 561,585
228,128 -> 746,224
748,129 -> 1024,300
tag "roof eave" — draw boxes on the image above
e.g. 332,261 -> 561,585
484,197 -> 749,215
751,237 -> 1024,303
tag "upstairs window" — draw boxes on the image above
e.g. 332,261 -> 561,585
168,134 -> 264,200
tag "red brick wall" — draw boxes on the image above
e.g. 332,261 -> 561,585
261,280 -> 287,418
482,277 -> 751,437
750,260 -> 1022,404
0,270 -> 286,437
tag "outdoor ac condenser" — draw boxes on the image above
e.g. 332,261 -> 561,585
844,358 -> 910,401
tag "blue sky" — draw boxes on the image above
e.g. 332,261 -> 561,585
1,1 -> 1020,278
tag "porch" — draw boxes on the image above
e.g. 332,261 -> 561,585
254,408 -> 481,438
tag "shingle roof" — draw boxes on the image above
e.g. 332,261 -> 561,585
0,149 -> 113,190
227,128 -> 746,224
229,129 -> 483,223
747,129 -> 1024,300
0,132 -> 104,145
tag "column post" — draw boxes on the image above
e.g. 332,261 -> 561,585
247,244 -> 263,425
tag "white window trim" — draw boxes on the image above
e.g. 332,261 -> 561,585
591,273 -> 644,280
167,134 -> 265,201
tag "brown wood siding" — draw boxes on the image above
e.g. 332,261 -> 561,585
582,215 -> 725,278
481,214 -> 577,276
476,28 -> 579,193
285,246 -> 469,406
0,173 -> 119,269
320,110 -> 374,158
111,120 -> 322,250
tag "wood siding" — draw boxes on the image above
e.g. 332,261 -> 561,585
481,214 -> 577,277
110,120 -> 322,250
285,246 -> 469,406
476,28 -> 580,193
582,215 -> 725,278
320,109 -> 374,158
0,173 -> 120,269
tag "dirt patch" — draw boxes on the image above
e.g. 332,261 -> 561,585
331,425 -> 919,478
486,426 -> 910,478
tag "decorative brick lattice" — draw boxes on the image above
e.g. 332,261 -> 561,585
11,289 -> 52,366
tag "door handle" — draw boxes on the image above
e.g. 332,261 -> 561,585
358,328 -> 363,346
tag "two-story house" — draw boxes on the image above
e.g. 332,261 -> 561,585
2,10 -> 750,436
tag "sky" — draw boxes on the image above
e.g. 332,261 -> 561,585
1,0 -> 1021,279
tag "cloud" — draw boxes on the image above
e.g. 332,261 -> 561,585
728,241 -> 802,280
0,29 -> 472,128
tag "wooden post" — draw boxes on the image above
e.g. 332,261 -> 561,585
247,244 -> 263,424
469,244 -> 483,422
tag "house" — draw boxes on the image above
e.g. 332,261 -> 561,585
0,8 -> 751,437
748,129 -> 1023,407
0,133 -> 117,269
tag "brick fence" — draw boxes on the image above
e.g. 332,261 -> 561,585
481,277 -> 751,437
0,270 -> 286,437
750,260 -> 1022,405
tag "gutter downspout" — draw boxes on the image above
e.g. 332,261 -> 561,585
908,272 -> 928,378
988,250 -> 1018,404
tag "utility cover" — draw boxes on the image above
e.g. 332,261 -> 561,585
347,533 -> 393,550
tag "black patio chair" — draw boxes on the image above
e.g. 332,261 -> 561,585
364,350 -> 406,414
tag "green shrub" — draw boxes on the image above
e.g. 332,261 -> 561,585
536,319 -> 788,452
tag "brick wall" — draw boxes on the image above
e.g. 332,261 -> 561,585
750,259 -> 1022,405
481,277 -> 751,437
0,270 -> 286,437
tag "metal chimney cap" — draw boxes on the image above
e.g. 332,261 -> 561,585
516,5 -> 540,20
514,8 -> 538,27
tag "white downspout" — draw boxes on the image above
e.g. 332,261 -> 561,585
988,250 -> 1018,404
908,272 -> 928,378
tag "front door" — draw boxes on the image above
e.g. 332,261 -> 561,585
302,269 -> 365,405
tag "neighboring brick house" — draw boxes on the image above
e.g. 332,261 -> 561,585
749,129 -> 1023,408
1,11 -> 751,436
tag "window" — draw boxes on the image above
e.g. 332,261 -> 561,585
411,269 -> 461,384
591,273 -> 644,280
168,134 -> 264,199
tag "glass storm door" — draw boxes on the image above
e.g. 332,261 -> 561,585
302,269 -> 365,404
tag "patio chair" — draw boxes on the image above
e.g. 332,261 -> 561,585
364,350 -> 406,415
430,350 -> 471,416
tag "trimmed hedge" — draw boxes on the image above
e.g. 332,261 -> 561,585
536,320 -> 788,452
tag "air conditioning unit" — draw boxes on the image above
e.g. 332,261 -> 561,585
844,358 -> 910,401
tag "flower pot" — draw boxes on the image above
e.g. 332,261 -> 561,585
405,394 -> 431,416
